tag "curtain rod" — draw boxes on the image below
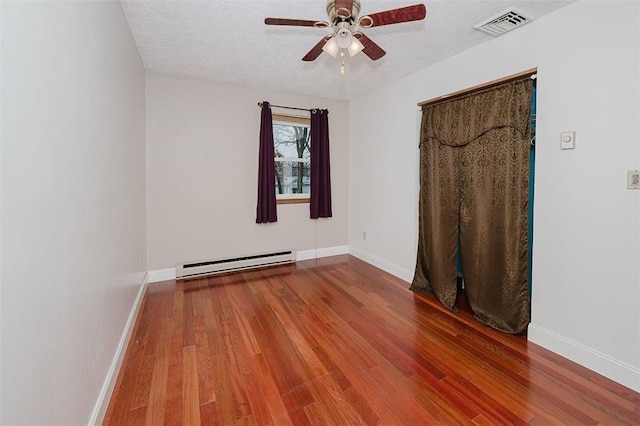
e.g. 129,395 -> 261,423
257,102 -> 312,112
417,68 -> 537,108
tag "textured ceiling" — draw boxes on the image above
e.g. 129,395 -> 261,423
121,0 -> 574,101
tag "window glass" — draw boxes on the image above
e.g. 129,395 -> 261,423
273,115 -> 310,201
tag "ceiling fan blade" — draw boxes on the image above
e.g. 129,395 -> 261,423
302,37 -> 330,61
354,33 -> 386,61
334,0 -> 354,18
265,17 -> 321,27
360,4 -> 426,27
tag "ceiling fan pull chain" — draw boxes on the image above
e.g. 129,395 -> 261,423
340,50 -> 345,75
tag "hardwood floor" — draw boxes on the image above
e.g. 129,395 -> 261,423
104,255 -> 640,425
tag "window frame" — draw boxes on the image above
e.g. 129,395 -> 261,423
272,113 -> 311,205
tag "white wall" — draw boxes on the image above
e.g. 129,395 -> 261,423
146,73 -> 349,272
0,2 -> 4,420
1,2 -> 146,424
0,1 -> 4,420
349,0 -> 640,392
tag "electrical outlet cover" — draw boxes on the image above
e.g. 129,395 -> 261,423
627,170 -> 640,189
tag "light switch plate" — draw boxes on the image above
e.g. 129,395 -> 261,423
628,170 -> 640,189
561,131 -> 575,150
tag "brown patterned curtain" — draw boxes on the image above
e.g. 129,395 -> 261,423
411,78 -> 533,334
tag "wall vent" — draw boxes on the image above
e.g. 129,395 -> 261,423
474,8 -> 533,36
176,250 -> 296,279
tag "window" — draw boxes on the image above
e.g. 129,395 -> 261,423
273,114 -> 310,204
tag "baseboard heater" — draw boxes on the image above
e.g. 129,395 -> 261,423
175,250 -> 296,279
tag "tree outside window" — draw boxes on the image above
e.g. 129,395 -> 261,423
273,114 -> 310,203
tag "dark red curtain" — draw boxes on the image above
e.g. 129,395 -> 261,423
310,109 -> 332,219
256,102 -> 277,223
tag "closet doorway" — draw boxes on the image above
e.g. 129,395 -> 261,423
411,70 -> 536,334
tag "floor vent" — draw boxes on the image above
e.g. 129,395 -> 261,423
474,8 -> 533,36
176,250 -> 296,279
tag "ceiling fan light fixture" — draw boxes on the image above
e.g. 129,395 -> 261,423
335,27 -> 353,49
347,36 -> 364,57
322,37 -> 339,57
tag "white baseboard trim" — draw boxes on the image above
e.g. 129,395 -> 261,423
148,267 -> 176,283
348,246 -> 414,283
528,323 -> 640,392
89,272 -> 149,425
296,245 -> 349,261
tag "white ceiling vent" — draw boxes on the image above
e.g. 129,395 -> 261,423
474,8 -> 533,36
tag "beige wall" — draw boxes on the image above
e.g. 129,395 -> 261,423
146,73 -> 349,270
0,1 -> 146,424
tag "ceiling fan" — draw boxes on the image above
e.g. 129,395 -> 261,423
264,0 -> 427,62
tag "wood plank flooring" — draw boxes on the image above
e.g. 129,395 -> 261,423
104,255 -> 640,425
